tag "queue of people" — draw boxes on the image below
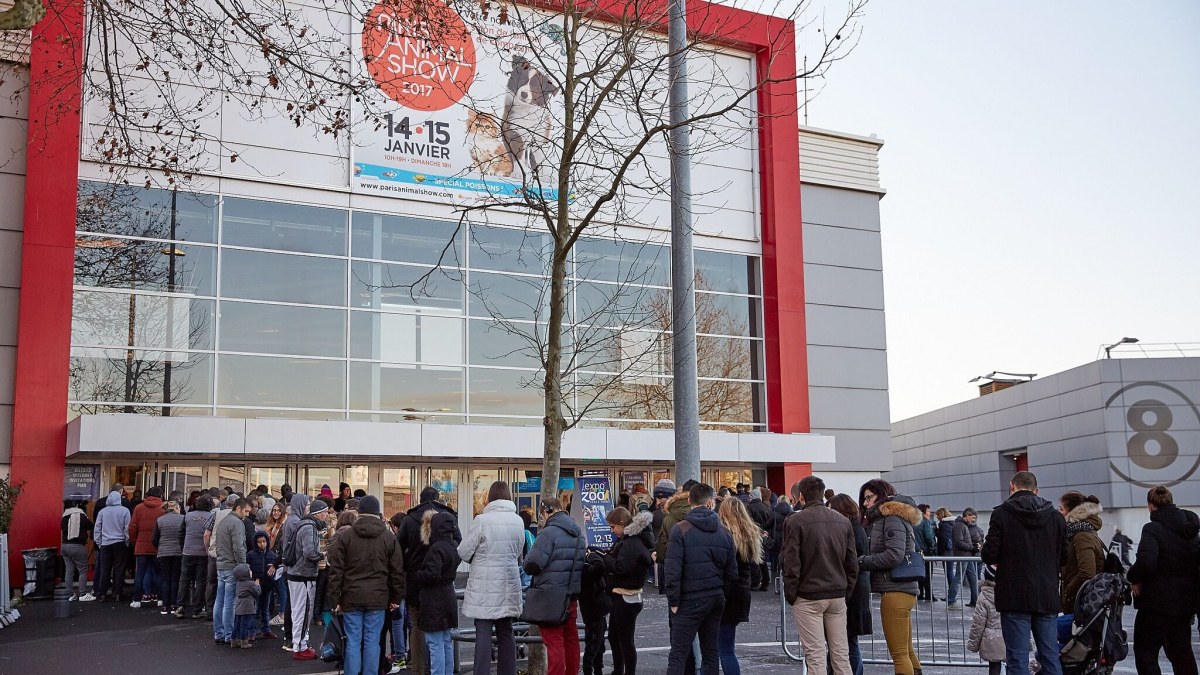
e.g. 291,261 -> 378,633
55,471 -> 1200,675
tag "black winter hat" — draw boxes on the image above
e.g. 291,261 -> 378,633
358,495 -> 383,517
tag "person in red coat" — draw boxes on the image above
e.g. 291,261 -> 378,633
128,486 -> 165,607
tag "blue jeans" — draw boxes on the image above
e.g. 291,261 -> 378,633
233,614 -> 256,640
390,601 -> 407,658
829,636 -> 863,675
717,623 -> 740,675
133,554 -> 159,601
426,629 -> 454,675
344,609 -> 386,675
213,569 -> 236,641
849,634 -> 862,675
1000,612 -> 1062,675
1057,614 -> 1073,650
945,561 -> 959,604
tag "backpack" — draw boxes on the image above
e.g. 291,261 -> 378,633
320,612 -> 346,663
283,520 -> 314,568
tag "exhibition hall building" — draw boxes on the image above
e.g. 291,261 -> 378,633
0,1 -> 892,567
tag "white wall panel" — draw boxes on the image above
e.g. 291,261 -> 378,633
806,345 -> 888,390
801,223 -> 883,270
800,184 -> 881,231
808,387 -> 891,431
805,305 -> 887,350
803,264 -> 885,310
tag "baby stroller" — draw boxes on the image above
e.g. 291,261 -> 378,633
1060,555 -> 1132,675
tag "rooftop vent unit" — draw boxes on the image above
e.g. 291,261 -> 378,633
969,371 -> 1036,397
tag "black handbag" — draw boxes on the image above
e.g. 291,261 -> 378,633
520,586 -> 572,626
889,526 -> 926,581
519,534 -> 582,626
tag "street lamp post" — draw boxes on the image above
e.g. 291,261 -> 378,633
668,0 -> 700,485
1103,337 -> 1139,359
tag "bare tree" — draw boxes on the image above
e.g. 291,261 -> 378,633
386,0 -> 866,508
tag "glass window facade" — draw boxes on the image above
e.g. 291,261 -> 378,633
69,182 -> 765,430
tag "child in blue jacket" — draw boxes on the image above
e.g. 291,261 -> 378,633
246,531 -> 279,640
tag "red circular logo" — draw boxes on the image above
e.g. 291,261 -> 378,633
362,0 -> 477,112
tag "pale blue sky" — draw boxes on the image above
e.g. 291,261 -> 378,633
800,1 -> 1200,421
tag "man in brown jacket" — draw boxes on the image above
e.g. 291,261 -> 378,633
781,476 -> 859,675
327,495 -> 406,675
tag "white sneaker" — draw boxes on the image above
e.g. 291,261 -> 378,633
157,600 -> 164,607
79,593 -> 96,602
270,614 -> 285,626
129,601 -> 142,608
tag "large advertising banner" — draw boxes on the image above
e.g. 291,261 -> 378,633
354,0 -> 564,203
578,473 -> 615,551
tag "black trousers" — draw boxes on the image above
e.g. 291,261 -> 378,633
917,561 -> 932,600
583,617 -> 607,675
177,555 -> 207,614
1133,611 -> 1198,675
158,555 -> 182,609
667,595 -> 723,675
95,543 -> 128,599
609,596 -> 643,675
206,556 -> 217,612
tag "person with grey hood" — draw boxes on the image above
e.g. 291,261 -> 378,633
213,497 -> 251,645
232,562 -> 260,649
94,490 -> 132,601
285,497 -> 331,660
278,493 -> 309,647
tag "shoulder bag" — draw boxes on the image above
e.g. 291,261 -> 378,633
889,521 -> 926,581
520,534 -> 583,626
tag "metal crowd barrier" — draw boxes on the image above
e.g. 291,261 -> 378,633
778,556 -> 989,668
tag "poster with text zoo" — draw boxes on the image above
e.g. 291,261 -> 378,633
354,0 -> 566,204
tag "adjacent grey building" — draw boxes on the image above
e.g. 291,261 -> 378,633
888,356 -> 1200,539
798,127 -> 892,496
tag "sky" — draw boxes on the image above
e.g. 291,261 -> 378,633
796,1 -> 1200,421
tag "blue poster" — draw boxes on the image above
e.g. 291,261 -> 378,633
578,475 -> 614,550
63,464 -> 101,500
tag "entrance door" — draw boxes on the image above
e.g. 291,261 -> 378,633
382,467 -> 416,516
165,465 -> 204,501
248,466 -> 292,498
304,466 -> 343,498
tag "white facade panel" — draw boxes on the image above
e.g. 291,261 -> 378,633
805,305 -> 887,350
803,264 -> 886,311
801,223 -> 883,271
806,345 -> 889,390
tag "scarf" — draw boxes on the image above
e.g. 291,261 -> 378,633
1066,520 -> 1096,541
64,507 -> 86,540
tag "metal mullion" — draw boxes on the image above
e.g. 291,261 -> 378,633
219,350 -> 348,362
217,242 -> 349,261
75,231 -> 220,248
73,285 -> 217,301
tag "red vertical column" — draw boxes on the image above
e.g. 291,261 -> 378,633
754,30 -> 811,483
7,0 -> 85,575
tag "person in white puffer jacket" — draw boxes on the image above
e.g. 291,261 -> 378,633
458,481 -> 527,675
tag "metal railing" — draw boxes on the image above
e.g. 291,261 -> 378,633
778,556 -> 989,668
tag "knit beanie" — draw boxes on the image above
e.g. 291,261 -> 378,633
654,479 -> 677,500
358,495 -> 382,517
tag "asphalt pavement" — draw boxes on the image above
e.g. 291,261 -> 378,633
0,578 -> 1192,675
